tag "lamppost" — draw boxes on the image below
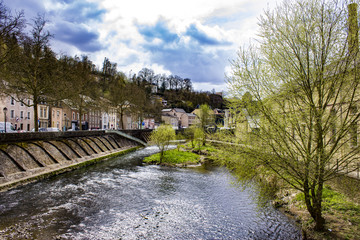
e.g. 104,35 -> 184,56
3,107 -> 8,133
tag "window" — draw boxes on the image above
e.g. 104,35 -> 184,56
53,110 -> 55,117
10,110 -> 14,118
20,102 -> 24,106
57,111 -> 60,117
20,111 -> 23,119
40,108 -> 43,118
28,100 -> 30,105
11,97 -> 15,105
27,112 -> 30,120
20,123 -> 23,130
43,108 -> 47,118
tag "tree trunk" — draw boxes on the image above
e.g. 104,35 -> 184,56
79,106 -> 83,131
202,131 -> 206,146
304,181 -> 325,231
33,100 -> 38,131
119,108 -> 124,130
313,183 -> 325,231
159,150 -> 164,163
312,108 -> 325,231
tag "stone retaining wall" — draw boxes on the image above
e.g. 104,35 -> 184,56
0,131 -> 145,191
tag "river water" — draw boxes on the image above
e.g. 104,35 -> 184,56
0,146 -> 301,239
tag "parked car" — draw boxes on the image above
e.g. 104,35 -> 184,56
0,122 -> 17,133
31,128 -> 47,132
46,127 -> 60,132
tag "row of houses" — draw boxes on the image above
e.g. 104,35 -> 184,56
0,96 -> 151,132
161,108 -> 196,129
1,91 -> 229,132
161,107 -> 226,129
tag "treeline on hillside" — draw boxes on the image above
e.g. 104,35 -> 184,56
129,67 -> 225,112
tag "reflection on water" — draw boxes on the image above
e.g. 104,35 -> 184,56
0,146 -> 301,239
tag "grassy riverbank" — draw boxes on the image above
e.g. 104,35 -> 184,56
276,182 -> 360,240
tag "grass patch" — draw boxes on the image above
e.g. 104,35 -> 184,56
143,149 -> 200,165
290,185 -> 360,239
183,141 -> 218,153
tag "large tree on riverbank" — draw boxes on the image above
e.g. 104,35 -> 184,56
227,0 -> 360,231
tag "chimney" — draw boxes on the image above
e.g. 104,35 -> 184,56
348,3 -> 359,57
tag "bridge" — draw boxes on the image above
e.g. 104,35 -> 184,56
0,129 -> 153,191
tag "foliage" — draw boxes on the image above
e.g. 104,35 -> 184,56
227,0 -> 360,230
194,127 -> 205,150
143,149 -> 200,165
150,124 -> 176,163
193,141 -> 218,154
176,133 -> 185,151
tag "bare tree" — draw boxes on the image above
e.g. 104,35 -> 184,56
63,55 -> 100,130
3,14 -> 59,131
101,57 -> 117,92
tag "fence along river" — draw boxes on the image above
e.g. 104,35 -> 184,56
0,146 -> 302,239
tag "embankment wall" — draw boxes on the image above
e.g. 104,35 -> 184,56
0,131 -> 145,191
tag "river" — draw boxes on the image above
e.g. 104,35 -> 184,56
0,146 -> 301,239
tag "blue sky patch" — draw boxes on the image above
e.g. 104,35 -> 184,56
138,20 -> 179,44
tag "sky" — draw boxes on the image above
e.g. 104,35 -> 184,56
3,0 -> 279,92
